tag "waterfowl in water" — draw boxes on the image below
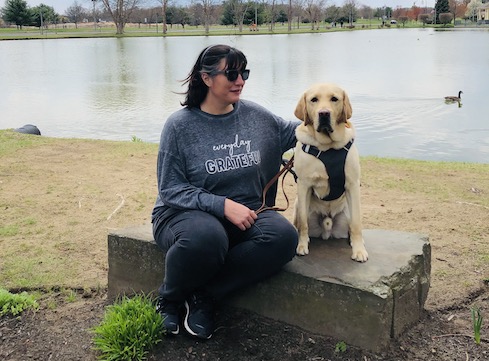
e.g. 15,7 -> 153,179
445,91 -> 463,102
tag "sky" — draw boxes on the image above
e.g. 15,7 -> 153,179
23,0 -> 436,16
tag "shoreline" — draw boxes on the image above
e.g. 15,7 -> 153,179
4,129 -> 488,166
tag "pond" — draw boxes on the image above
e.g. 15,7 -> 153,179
0,28 -> 488,163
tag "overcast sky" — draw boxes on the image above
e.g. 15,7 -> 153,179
23,0 -> 436,16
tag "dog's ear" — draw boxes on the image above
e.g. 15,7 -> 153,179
339,90 -> 352,123
294,94 -> 306,121
294,93 -> 312,125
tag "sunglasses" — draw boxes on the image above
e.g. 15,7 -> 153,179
210,69 -> 250,82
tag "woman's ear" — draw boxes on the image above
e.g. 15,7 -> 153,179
201,73 -> 212,87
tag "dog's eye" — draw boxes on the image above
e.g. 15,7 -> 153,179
331,96 -> 339,102
310,97 -> 318,103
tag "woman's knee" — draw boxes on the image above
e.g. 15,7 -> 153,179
255,213 -> 298,259
266,213 -> 298,247
171,211 -> 229,258
154,211 -> 228,255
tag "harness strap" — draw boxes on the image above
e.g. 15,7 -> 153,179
301,139 -> 353,201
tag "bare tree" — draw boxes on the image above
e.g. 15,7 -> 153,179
66,1 -> 86,28
99,0 -> 142,34
264,0 -> 279,31
294,0 -> 305,29
464,0 -> 481,22
227,0 -> 250,32
343,0 -> 358,26
156,0 -> 168,33
304,0 -> 325,30
193,0 -> 214,34
288,0 -> 292,30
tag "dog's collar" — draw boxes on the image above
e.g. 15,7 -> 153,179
301,139 -> 354,201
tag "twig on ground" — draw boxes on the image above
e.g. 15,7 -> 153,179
107,194 -> 125,220
432,333 -> 488,343
456,201 -> 489,210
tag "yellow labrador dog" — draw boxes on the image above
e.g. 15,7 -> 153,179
292,83 -> 368,262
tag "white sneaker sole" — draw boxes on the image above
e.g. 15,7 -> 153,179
184,301 -> 212,340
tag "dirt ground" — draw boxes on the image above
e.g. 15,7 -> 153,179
0,131 -> 488,360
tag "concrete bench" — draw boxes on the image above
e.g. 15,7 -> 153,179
107,224 -> 430,352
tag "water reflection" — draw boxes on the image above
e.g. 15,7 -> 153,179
0,29 -> 488,163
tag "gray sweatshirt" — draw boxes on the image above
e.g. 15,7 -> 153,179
152,99 -> 299,223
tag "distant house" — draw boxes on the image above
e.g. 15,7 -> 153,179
478,3 -> 489,23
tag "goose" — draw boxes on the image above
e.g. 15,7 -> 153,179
445,91 -> 463,102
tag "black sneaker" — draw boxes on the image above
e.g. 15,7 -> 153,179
156,296 -> 181,335
184,293 -> 215,340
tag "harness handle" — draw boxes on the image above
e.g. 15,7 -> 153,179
255,155 -> 295,215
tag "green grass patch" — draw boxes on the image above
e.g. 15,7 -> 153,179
0,218 -> 38,237
0,224 -> 19,237
0,288 -> 39,316
91,294 -> 164,361
0,130 -> 57,157
0,248 -> 77,289
0,20 -> 449,41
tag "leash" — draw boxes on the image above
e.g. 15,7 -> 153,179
255,155 -> 295,215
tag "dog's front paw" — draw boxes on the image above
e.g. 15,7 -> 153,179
296,238 -> 310,256
351,246 -> 368,262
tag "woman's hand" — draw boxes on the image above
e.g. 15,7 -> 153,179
224,198 -> 258,231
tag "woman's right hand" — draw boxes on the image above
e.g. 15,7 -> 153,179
224,198 -> 258,231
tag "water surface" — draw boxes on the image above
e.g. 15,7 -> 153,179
1,29 -> 488,163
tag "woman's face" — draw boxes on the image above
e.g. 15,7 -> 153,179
203,59 -> 246,107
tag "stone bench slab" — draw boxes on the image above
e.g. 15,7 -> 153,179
107,224 -> 430,352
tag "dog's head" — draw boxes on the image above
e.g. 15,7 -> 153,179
294,83 -> 352,141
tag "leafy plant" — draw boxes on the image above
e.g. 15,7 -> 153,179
91,294 -> 164,360
471,306 -> 483,344
0,288 -> 39,316
131,135 -> 143,142
335,340 -> 347,353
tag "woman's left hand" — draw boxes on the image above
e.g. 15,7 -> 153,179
224,198 -> 258,231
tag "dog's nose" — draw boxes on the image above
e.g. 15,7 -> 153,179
318,110 -> 333,133
318,110 -> 330,118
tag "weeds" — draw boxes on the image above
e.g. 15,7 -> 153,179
470,306 -> 483,344
0,288 -> 39,316
91,294 -> 164,361
335,340 -> 347,353
65,290 -> 77,303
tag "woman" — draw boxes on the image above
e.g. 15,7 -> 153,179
152,44 -> 299,340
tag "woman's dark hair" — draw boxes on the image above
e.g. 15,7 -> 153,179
181,44 -> 248,108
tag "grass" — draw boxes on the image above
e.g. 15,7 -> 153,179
0,19 -> 467,41
91,294 -> 164,361
470,307 -> 483,345
0,130 -> 51,156
361,156 -> 489,207
0,288 -> 39,316
0,131 -> 487,302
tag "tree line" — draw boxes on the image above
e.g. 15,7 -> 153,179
1,0 -> 484,34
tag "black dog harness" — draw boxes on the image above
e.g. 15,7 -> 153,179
301,140 -> 354,201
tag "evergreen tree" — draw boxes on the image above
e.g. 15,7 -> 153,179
31,4 -> 58,27
2,0 -> 32,29
221,0 -> 239,26
434,0 -> 450,24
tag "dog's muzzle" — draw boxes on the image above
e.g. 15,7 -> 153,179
317,110 -> 334,134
